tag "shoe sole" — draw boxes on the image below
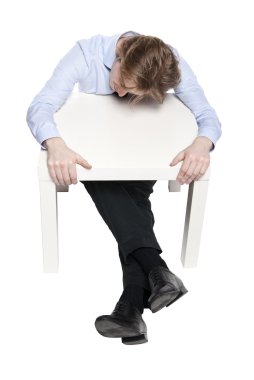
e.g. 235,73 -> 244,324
95,317 -> 147,343
166,287 -> 188,308
122,334 -> 148,345
149,282 -> 188,313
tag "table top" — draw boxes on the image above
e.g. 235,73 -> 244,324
38,92 -> 210,181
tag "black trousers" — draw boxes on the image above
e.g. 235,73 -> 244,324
80,180 -> 162,292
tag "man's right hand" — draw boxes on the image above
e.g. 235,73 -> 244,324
43,137 -> 92,186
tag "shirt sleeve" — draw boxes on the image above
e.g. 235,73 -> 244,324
26,42 -> 88,150
172,47 -> 222,152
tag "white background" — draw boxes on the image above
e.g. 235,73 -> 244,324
1,0 -> 253,379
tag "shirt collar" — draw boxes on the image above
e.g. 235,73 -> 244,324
103,30 -> 140,70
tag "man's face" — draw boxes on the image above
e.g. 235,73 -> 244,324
109,57 -> 144,97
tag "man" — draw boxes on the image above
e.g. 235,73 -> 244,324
26,30 -> 222,345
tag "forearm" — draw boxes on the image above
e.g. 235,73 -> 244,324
42,137 -> 66,150
195,112 -> 221,151
192,136 -> 214,151
173,48 -> 222,151
26,101 -> 61,150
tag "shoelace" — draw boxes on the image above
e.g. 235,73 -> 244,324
113,302 -> 128,314
150,268 -> 164,287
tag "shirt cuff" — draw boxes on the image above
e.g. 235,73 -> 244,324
37,125 -> 62,150
196,133 -> 215,152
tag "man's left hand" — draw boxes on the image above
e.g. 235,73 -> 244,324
169,137 -> 213,185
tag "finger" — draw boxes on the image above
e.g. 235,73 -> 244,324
183,160 -> 198,180
54,162 -> 65,186
177,156 -> 192,183
195,162 -> 209,180
68,163 -> 78,184
48,161 -> 60,186
49,169 -> 60,186
170,151 -> 185,166
60,162 -> 72,185
186,162 -> 203,184
76,155 -> 92,169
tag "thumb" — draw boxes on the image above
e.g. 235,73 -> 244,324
76,154 -> 92,169
170,151 -> 185,166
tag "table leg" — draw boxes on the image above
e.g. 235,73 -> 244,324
181,180 -> 209,267
168,180 -> 181,192
39,181 -> 65,273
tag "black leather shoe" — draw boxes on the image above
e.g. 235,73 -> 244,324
95,300 -> 148,345
148,266 -> 188,313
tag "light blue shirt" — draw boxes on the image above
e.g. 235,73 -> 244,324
26,30 -> 222,151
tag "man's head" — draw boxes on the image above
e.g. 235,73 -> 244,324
109,35 -> 181,104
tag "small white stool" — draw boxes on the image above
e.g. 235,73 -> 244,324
38,93 -> 210,272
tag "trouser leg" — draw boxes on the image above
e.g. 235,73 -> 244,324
118,247 -> 150,291
80,180 -> 162,293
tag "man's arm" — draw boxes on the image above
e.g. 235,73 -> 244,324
26,42 -> 88,150
172,47 -> 222,151
26,43 -> 93,187
168,47 -> 221,184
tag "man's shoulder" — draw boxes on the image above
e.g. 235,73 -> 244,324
77,30 -> 140,47
77,32 -> 119,47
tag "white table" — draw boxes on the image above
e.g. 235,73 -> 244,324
38,92 -> 210,272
